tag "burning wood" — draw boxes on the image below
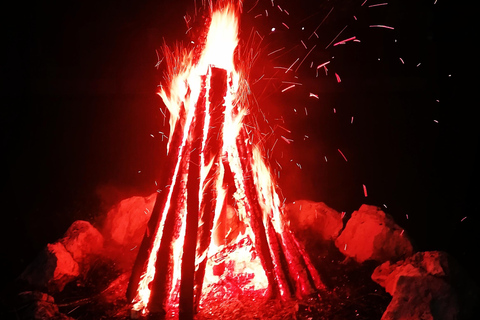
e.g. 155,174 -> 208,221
126,3 -> 323,318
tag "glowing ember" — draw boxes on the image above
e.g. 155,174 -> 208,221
127,2 -> 323,318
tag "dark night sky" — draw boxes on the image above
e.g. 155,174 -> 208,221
1,0 -> 477,290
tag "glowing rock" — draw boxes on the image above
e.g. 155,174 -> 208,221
61,220 -> 104,265
335,204 -> 413,263
20,242 -> 80,292
284,200 -> 343,241
372,251 -> 478,320
102,193 -> 155,247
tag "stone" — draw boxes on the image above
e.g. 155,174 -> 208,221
19,243 -> 80,292
16,291 -> 74,320
60,220 -> 104,265
372,251 -> 478,320
334,204 -> 413,263
102,193 -> 155,247
284,200 -> 343,241
372,251 -> 448,295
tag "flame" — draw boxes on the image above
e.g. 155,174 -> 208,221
199,5 -> 239,73
131,3 -> 290,315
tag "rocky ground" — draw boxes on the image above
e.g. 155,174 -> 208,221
2,196 -> 478,320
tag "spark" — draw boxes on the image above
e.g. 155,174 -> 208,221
338,148 -> 348,162
267,47 -> 285,56
301,40 -> 307,49
363,184 -> 368,197
154,50 -> 163,69
282,22 -> 290,29
253,74 -> 265,84
271,139 -> 279,152
333,36 -> 357,46
308,7 -> 334,40
295,44 -> 317,72
159,107 -> 166,117
277,125 -> 291,133
316,61 -> 330,69
309,93 -> 319,99
285,58 -> 299,73
335,73 -> 342,83
399,57 -> 405,64
369,24 -> 394,30
281,81 -> 302,86
275,160 -> 282,169
461,216 -> 467,222
281,136 -> 293,144
368,2 -> 388,7
325,25 -> 348,49
281,84 -> 296,92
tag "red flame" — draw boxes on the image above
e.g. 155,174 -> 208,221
128,3 -> 322,317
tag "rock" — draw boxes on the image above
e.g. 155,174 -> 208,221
284,200 -> 343,241
334,204 -> 413,263
372,251 -> 447,295
19,221 -> 103,293
60,220 -> 104,266
19,243 -> 80,293
16,291 -> 74,320
102,193 -> 155,247
372,251 -> 478,320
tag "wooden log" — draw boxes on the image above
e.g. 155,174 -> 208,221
179,73 -> 207,319
126,106 -> 187,303
234,127 -> 282,298
264,217 -> 295,297
192,67 -> 228,311
147,141 -> 191,314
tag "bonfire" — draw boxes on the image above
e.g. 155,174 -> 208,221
127,3 -> 323,318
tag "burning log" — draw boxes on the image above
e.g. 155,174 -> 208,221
127,4 -> 324,319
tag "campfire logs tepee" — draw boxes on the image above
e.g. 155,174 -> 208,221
126,3 -> 323,318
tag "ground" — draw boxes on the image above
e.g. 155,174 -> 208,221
46,230 -> 390,320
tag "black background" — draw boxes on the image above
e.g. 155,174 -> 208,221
1,0 -> 477,293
